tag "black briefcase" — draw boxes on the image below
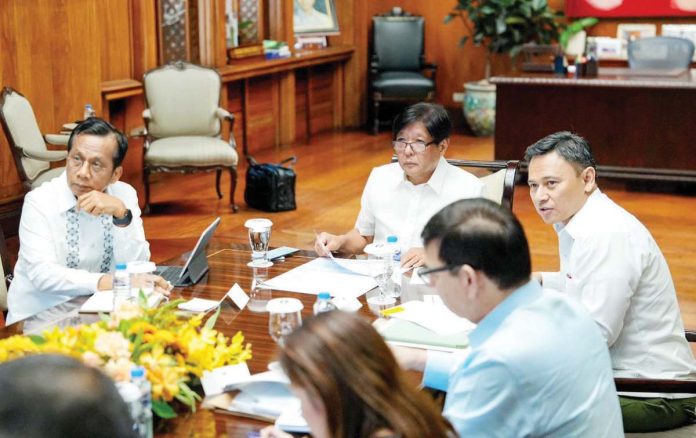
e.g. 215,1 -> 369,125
244,155 -> 297,212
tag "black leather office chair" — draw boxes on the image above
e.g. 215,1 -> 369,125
628,36 -> 695,70
370,13 -> 436,135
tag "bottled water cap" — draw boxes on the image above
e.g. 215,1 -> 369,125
318,292 -> 330,300
116,263 -> 127,270
387,235 -> 398,243
130,366 -> 146,379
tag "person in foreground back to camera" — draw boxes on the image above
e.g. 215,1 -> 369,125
0,354 -> 135,438
315,102 -> 483,268
260,311 -> 455,438
6,117 -> 170,325
525,131 -> 696,432
393,198 -> 623,437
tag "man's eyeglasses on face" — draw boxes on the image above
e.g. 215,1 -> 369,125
418,264 -> 462,286
392,140 -> 436,154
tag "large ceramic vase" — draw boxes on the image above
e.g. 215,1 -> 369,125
463,80 -> 496,137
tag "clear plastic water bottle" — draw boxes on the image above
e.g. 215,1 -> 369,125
130,366 -> 153,438
116,381 -> 142,436
313,292 -> 337,315
83,103 -> 95,119
113,263 -> 130,311
386,236 -> 402,298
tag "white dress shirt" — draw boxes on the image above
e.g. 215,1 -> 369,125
7,172 -> 150,324
355,157 -> 484,250
542,189 -> 696,390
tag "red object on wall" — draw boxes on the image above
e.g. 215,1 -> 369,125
566,0 -> 696,17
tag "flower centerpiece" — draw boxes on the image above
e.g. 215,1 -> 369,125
0,295 -> 252,419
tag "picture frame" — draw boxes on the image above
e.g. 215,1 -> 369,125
616,24 -> 657,59
294,0 -> 339,36
662,24 -> 696,62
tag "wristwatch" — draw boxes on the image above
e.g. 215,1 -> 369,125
112,209 -> 133,226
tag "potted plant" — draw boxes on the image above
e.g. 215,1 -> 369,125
446,0 -> 563,136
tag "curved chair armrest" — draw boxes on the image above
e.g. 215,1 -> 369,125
142,108 -> 152,121
44,134 -> 70,146
215,108 -> 236,147
129,126 -> 147,138
615,377 -> 696,394
22,148 -> 67,162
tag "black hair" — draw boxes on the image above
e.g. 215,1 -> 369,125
392,102 -> 452,144
421,198 -> 531,290
524,131 -> 596,173
67,117 -> 128,168
0,354 -> 136,438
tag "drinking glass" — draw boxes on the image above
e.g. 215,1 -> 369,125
364,243 -> 396,306
267,298 -> 304,347
245,218 -> 273,268
248,266 -> 272,313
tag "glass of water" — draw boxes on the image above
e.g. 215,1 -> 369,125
364,243 -> 396,306
245,218 -> 273,268
267,298 -> 303,347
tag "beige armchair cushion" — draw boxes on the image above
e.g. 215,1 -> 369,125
144,64 -> 222,138
479,168 -> 506,205
145,137 -> 238,168
0,260 -> 6,311
31,167 -> 65,189
2,91 -> 52,181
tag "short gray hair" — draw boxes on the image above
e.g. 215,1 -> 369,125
524,131 -> 596,173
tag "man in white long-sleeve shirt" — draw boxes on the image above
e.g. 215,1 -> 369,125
525,131 -> 696,432
7,118 -> 167,325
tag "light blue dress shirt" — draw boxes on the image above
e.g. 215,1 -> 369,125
424,281 -> 623,437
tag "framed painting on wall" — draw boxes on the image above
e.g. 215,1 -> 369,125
616,23 -> 657,58
566,0 -> 696,17
294,0 -> 339,35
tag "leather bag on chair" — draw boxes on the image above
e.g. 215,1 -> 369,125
244,156 -> 297,212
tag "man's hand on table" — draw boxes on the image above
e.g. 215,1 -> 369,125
314,232 -> 343,257
97,274 -> 172,297
401,247 -> 426,269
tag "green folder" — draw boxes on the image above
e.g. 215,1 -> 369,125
379,319 -> 470,350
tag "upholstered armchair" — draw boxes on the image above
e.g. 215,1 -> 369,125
142,62 -> 239,213
0,87 -> 70,190
370,14 -> 437,134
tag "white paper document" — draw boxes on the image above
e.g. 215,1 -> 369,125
201,363 -> 251,397
178,298 -> 220,313
264,258 -> 377,298
385,300 -> 476,336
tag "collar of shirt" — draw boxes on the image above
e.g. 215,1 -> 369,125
398,156 -> 448,196
468,280 -> 542,348
553,188 -> 604,240
56,171 -> 117,214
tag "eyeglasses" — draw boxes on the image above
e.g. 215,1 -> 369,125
417,264 -> 463,286
67,154 -> 110,175
392,140 -> 436,154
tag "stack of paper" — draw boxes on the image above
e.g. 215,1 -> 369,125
78,290 -> 164,313
264,257 -> 377,298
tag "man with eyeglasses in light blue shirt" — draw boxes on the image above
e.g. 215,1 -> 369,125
394,198 -> 623,437
314,102 -> 483,268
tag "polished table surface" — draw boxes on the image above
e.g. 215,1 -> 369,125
0,243 -> 427,437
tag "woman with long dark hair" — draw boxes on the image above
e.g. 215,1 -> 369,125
261,311 -> 454,438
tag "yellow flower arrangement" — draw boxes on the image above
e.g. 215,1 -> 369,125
0,295 -> 252,419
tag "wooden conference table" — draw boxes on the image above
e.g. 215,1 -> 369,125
0,244 -> 426,437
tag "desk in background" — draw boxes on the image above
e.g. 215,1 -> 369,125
491,68 -> 696,183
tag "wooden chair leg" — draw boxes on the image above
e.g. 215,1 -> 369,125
372,99 -> 380,135
229,166 -> 239,213
143,167 -> 151,215
215,169 -> 223,199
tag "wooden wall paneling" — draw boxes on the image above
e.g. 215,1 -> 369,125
332,63 -> 344,129
294,70 -> 309,142
278,71 -> 296,147
198,0 -> 228,67
130,0 -> 159,79
309,65 -> 333,135
98,0 -> 133,81
245,75 -> 280,153
225,81 -> 245,149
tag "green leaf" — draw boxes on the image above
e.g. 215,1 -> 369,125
204,306 -> 221,331
505,16 -> 526,25
29,335 -> 46,345
152,400 -> 177,419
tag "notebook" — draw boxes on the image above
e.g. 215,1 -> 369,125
376,318 -> 470,352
